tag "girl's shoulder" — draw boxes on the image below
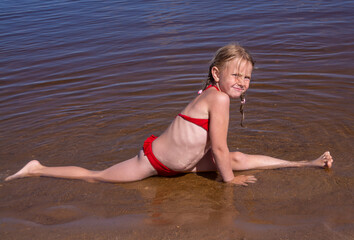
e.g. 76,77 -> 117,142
203,87 -> 230,107
182,87 -> 229,119
195,88 -> 230,116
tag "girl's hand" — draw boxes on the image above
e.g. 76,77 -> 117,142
229,175 -> 257,186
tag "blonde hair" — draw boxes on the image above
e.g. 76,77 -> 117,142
204,44 -> 255,127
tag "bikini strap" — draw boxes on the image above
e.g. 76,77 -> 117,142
198,85 -> 220,94
206,85 -> 220,91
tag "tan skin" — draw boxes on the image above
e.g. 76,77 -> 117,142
5,58 -> 333,185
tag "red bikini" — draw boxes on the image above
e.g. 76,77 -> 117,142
143,135 -> 179,176
177,85 -> 219,131
177,114 -> 209,131
143,85 -> 219,176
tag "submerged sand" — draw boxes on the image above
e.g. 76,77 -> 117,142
1,162 -> 353,239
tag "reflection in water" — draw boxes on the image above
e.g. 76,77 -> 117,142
136,174 -> 238,227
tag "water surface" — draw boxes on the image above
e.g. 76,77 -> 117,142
1,1 -> 353,239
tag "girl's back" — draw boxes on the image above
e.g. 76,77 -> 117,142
152,87 -> 219,171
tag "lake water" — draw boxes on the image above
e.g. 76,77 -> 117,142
1,0 -> 353,239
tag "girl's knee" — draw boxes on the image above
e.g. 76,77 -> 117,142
85,171 -> 101,183
230,151 -> 246,163
230,151 -> 249,170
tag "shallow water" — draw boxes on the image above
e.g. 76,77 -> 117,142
1,0 -> 353,239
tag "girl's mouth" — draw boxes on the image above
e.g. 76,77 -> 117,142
233,84 -> 244,91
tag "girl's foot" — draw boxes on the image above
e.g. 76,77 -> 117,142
310,151 -> 333,168
5,160 -> 42,181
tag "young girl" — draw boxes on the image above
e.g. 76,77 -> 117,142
5,44 -> 333,186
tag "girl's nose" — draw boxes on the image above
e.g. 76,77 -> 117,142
237,77 -> 246,86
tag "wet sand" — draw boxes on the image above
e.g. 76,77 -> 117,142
1,0 -> 354,239
1,166 -> 353,239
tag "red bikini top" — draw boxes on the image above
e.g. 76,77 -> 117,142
178,113 -> 209,131
178,85 -> 219,131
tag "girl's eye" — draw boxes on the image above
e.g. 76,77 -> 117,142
233,74 -> 251,81
232,74 -> 242,78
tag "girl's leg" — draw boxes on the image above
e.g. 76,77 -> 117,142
190,150 -> 333,172
5,150 -> 157,183
230,151 -> 333,171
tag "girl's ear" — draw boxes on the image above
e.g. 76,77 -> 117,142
211,66 -> 220,82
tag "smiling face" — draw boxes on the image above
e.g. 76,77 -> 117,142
212,58 -> 253,99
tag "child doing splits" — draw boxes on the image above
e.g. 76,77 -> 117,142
5,44 -> 333,186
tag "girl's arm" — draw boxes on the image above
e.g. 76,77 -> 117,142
208,92 -> 234,182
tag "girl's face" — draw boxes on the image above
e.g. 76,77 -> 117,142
213,59 -> 253,99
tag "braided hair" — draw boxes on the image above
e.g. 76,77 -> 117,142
204,44 -> 254,127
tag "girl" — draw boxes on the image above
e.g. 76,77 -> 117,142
5,44 -> 333,186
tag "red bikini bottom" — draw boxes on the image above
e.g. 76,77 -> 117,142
143,135 -> 179,176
